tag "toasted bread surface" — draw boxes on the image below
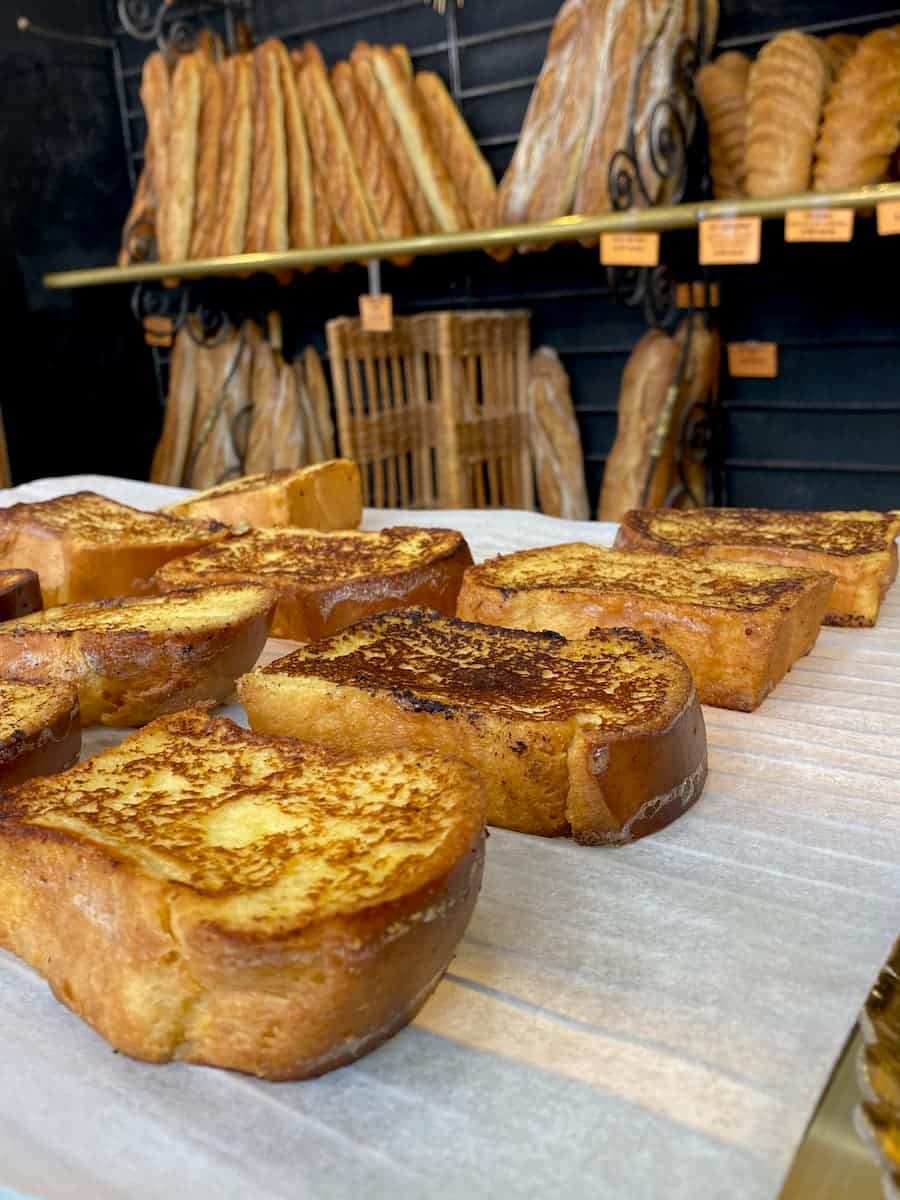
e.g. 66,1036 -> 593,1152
0,679 -> 80,787
240,609 -> 707,844
0,585 -> 276,726
162,460 -> 363,531
0,707 -> 485,1078
154,526 -> 473,640
457,544 -> 834,711
0,492 -> 230,605
615,507 -> 900,627
0,568 -> 42,621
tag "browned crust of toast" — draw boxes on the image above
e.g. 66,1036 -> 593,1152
0,569 -> 43,621
240,611 -> 707,844
0,680 -> 80,788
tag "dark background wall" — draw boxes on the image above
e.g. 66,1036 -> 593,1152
4,0 -> 899,509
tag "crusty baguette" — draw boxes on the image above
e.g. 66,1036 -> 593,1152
457,544 -> 834,712
332,60 -> 417,242
0,492 -> 230,606
598,328 -> 682,521
138,51 -> 170,232
244,330 -> 279,475
528,347 -> 589,520
351,43 -> 434,234
159,50 -> 202,263
366,44 -> 469,233
415,71 -> 497,230
814,28 -> 900,192
118,148 -> 157,266
270,38 -> 316,250
189,54 -> 224,259
162,460 -> 363,530
673,317 -> 720,508
303,345 -> 336,457
0,679 -> 80,788
0,585 -> 276,727
392,43 -> 413,78
270,357 -> 306,470
745,31 -> 829,197
245,41 -> 289,254
154,526 -> 474,642
240,610 -> 707,844
0,707 -> 485,1079
214,53 -> 253,256
151,324 -> 197,486
685,0 -> 719,60
634,0 -> 687,204
295,43 -> 379,245
696,52 -> 750,199
822,32 -> 859,75
188,331 -> 251,490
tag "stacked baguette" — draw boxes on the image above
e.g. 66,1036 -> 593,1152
120,37 -> 496,267
697,23 -> 900,200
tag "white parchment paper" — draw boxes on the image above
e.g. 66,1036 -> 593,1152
0,475 -> 897,1200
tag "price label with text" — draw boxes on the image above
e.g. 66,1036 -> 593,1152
359,293 -> 394,333
600,231 -> 660,267
676,281 -> 720,309
727,342 -> 778,379
784,207 -> 854,242
877,200 -> 900,236
699,216 -> 761,265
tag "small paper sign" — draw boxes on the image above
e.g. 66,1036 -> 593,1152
359,294 -> 393,332
784,208 -> 854,242
600,231 -> 660,267
699,216 -> 761,265
727,342 -> 778,379
676,281 -> 721,309
877,200 -> 900,236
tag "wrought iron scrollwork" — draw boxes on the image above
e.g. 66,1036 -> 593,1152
607,263 -> 679,331
130,282 -> 233,347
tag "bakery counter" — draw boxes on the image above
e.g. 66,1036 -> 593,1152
0,475 -> 898,1200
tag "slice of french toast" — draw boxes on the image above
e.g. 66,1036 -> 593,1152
0,585 -> 276,726
457,544 -> 835,712
0,707 -> 485,1079
239,609 -> 707,845
0,568 -> 42,620
615,507 -> 900,627
154,526 -> 473,640
162,460 -> 363,531
0,679 -> 80,786
0,492 -> 231,605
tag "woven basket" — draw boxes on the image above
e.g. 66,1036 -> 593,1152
326,310 -> 533,510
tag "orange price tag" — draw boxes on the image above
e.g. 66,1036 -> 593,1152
877,200 -> 900,235
359,294 -> 393,332
676,281 -> 721,309
784,207 -> 854,242
599,231 -> 660,267
699,215 -> 761,265
727,342 -> 778,379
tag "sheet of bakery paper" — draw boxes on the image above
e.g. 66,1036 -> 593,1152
0,475 -> 897,1200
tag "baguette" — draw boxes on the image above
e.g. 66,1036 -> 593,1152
351,43 -> 434,234
244,330 -> 279,476
246,41 -> 289,254
822,32 -> 859,75
367,44 -> 469,233
189,55 -> 224,259
528,347 -> 589,520
137,51 -> 170,234
695,52 -> 750,199
296,44 -> 379,245
188,332 -> 251,490
392,44 -> 413,78
270,357 -> 306,471
415,71 -> 497,230
633,0 -> 687,204
118,148 -> 157,266
159,51 -> 202,263
303,345 -> 336,457
151,324 -> 197,486
214,53 -> 253,256
270,38 -> 316,250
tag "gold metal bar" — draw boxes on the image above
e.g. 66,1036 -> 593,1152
44,183 -> 900,290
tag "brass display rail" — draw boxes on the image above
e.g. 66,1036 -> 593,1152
43,183 -> 900,290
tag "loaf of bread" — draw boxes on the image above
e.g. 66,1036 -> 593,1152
597,328 -> 681,521
814,28 -> 900,192
214,53 -> 253,257
189,332 -> 251,490
159,51 -> 202,263
696,52 -> 750,199
189,55 -> 224,259
270,39 -> 316,250
685,0 -> 719,60
303,345 -> 336,458
674,316 -> 719,507
246,41 -> 288,254
128,51 -> 169,266
289,48 -> 342,251
118,148 -> 157,266
822,32 -> 859,75
244,329 -> 279,476
270,358 -> 306,471
151,326 -> 197,486
527,348 -> 589,520
633,0 -> 687,205
745,31 -> 829,197
392,43 -> 413,78
415,72 -> 498,229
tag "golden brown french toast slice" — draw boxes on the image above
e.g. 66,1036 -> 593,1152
0,585 -> 276,726
457,544 -> 834,712
154,526 -> 473,640
0,491 -> 231,605
0,679 -> 80,787
162,459 -> 363,531
0,568 -> 42,620
240,609 -> 707,845
615,507 -> 900,627
0,707 -> 485,1079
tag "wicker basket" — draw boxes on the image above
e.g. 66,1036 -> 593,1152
326,310 -> 533,509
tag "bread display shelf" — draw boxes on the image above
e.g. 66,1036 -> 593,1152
42,182 -> 900,290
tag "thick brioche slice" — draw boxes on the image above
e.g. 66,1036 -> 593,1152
457,544 -> 834,712
240,609 -> 707,845
154,526 -> 473,641
0,707 -> 485,1079
615,508 -> 900,627
0,679 -> 80,787
0,492 -> 230,606
162,460 -> 362,530
0,568 -> 42,620
0,584 -> 276,726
